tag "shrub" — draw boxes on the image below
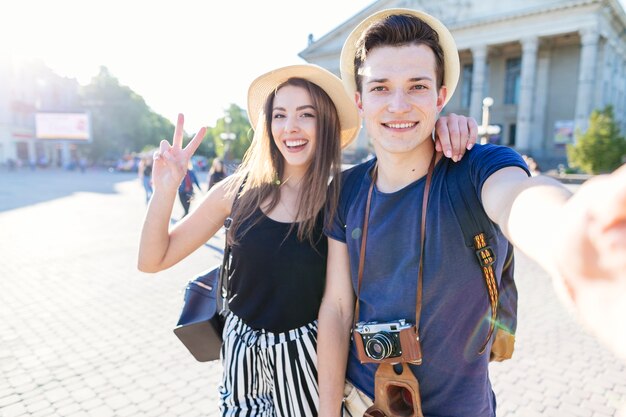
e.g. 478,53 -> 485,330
567,106 -> 626,174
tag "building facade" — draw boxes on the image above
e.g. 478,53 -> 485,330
299,0 -> 626,168
0,59 -> 82,168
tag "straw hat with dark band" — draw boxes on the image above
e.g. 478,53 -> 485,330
247,64 -> 361,149
340,8 -> 460,106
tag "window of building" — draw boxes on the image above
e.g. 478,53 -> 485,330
505,57 -> 521,105
461,64 -> 473,108
508,123 -> 517,147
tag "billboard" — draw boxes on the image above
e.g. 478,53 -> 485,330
35,112 -> 91,141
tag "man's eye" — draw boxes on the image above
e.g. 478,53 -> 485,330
411,84 -> 427,90
371,86 -> 386,92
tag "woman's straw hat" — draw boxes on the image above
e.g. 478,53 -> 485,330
247,64 -> 361,149
340,8 -> 460,106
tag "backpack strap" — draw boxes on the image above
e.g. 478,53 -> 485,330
446,164 -> 499,355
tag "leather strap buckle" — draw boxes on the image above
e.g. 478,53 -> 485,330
476,246 -> 495,268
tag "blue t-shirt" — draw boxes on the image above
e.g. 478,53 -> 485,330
325,144 -> 529,417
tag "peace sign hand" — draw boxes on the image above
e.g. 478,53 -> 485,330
152,113 -> 206,192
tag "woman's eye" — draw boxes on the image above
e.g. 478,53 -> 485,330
301,112 -> 316,118
273,113 -> 285,119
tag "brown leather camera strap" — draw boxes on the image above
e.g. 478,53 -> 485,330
353,152 -> 437,338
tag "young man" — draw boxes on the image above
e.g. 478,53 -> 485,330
317,8 -> 626,417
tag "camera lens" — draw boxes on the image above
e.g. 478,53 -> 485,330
365,332 -> 396,360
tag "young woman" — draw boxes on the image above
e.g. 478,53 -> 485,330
138,63 -> 475,416
207,157 -> 227,190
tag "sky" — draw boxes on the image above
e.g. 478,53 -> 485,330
3,0 -> 374,134
4,0 -> 626,135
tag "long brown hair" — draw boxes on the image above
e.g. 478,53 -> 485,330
227,77 -> 342,245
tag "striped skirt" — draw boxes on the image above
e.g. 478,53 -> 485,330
219,312 -> 319,417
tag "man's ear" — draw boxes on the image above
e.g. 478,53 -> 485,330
436,86 -> 448,113
355,91 -> 364,115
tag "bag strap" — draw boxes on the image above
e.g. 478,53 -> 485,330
446,165 -> 499,354
353,152 -> 436,341
218,176 -> 247,314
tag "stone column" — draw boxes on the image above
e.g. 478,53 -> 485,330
469,45 -> 488,122
600,39 -> 615,107
532,48 -> 551,155
619,52 -> 626,133
574,28 -> 600,133
615,50 -> 626,128
515,36 -> 539,153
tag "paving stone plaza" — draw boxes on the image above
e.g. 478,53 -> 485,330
0,169 -> 624,416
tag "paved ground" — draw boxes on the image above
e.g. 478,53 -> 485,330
0,168 -> 624,417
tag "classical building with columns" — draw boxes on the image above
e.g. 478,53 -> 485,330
300,0 -> 626,168
0,59 -> 82,168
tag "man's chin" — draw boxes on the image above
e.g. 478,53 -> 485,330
372,137 -> 432,156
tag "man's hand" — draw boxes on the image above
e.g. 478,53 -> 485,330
554,164 -> 626,360
434,113 -> 478,162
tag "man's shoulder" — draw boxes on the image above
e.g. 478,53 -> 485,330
466,143 -> 522,162
341,158 -> 375,187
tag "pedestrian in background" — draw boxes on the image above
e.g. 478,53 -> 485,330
177,164 -> 200,217
138,156 -> 153,203
207,157 -> 227,190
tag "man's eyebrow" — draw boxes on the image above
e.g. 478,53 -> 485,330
409,76 -> 434,82
366,76 -> 434,84
366,78 -> 388,84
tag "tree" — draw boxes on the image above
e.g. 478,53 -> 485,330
203,103 -> 253,163
567,105 -> 626,174
80,66 -> 175,163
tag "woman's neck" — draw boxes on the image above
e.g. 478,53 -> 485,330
280,165 -> 307,191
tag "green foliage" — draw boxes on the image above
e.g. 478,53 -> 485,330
205,103 -> 253,162
567,105 -> 626,174
80,66 -> 175,162
79,68 -> 252,165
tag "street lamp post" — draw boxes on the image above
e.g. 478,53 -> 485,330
480,97 -> 494,145
477,97 -> 501,145
220,115 -> 236,173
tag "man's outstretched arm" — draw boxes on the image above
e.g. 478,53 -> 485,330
482,164 -> 626,360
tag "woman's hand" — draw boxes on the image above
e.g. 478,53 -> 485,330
152,114 -> 206,192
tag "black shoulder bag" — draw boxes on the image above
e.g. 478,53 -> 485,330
173,178 -> 245,362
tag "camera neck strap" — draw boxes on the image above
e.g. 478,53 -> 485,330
353,151 -> 438,335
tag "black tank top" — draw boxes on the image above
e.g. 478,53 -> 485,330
228,209 -> 327,332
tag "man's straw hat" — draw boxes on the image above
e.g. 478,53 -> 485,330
340,8 -> 460,106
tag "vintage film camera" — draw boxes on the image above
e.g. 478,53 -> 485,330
354,319 -> 422,365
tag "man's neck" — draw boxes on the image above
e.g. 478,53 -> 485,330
374,141 -> 437,193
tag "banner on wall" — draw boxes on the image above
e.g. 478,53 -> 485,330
553,120 -> 574,145
36,113 -> 91,141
